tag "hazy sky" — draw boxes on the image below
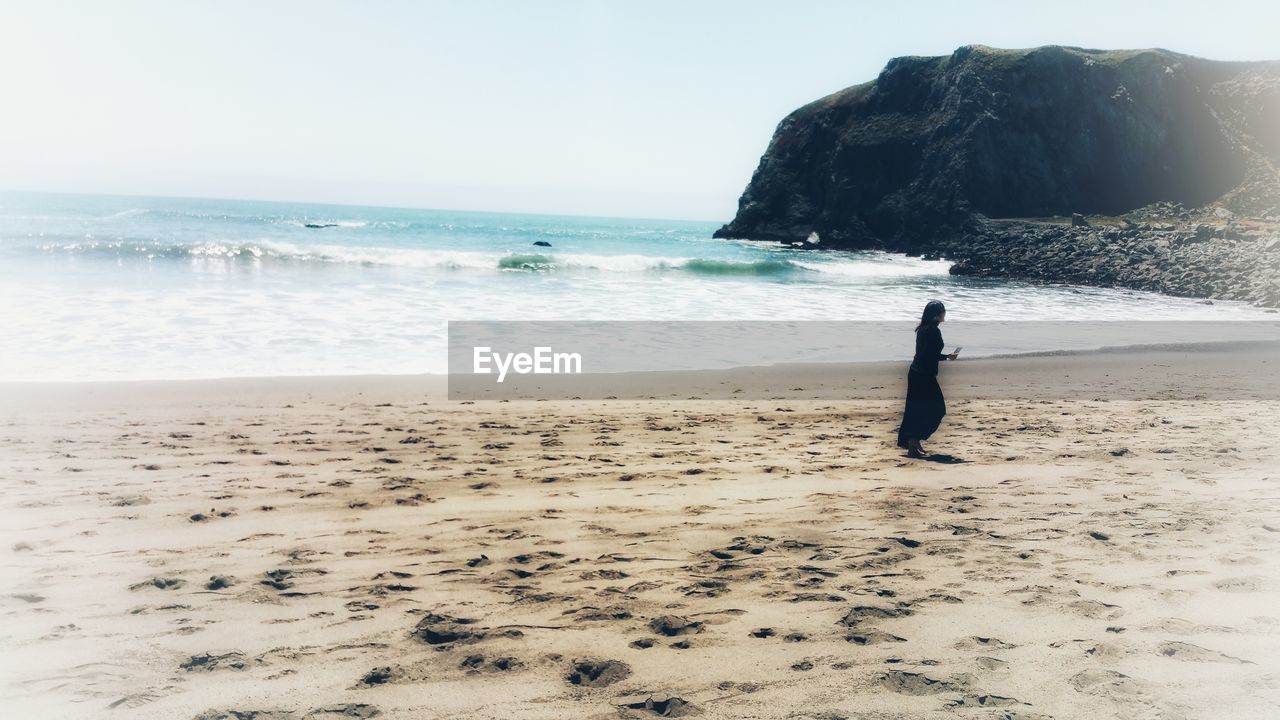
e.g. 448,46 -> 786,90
2,1 -> 1277,220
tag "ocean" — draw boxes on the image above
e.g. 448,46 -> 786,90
1,192 -> 1273,382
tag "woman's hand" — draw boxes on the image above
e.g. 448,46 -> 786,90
947,351 -> 960,361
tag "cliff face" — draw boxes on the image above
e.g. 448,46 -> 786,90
716,45 -> 1280,250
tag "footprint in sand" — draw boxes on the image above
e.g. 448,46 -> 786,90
975,656 -> 1008,671
847,630 -> 906,645
180,652 -> 253,672
413,612 -> 486,645
948,693 -> 1024,709
1156,641 -> 1252,664
1216,553 -> 1262,566
616,694 -> 696,718
648,615 -> 704,636
109,494 -> 151,507
305,705 -> 382,719
1143,617 -> 1235,634
565,658 -> 631,687
1066,599 -> 1124,620
1069,669 -> 1155,706
194,711 -> 293,720
107,690 -> 168,711
840,605 -> 912,627
573,605 -> 633,622
131,577 -> 185,591
206,575 -> 235,590
1214,576 -> 1266,592
261,569 -> 294,591
462,654 -> 524,673
357,666 -> 403,685
880,669 -> 960,695
955,636 -> 1015,650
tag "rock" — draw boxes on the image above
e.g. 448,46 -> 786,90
717,46 -> 1279,249
532,241 -> 552,247
714,45 -> 1280,308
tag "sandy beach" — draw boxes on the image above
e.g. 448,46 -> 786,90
3,346 -> 1279,719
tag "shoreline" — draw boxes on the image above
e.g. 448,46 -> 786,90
5,338 -> 1277,411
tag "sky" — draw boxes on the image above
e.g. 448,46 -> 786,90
1,1 -> 1277,221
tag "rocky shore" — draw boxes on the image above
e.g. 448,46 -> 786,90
945,208 -> 1280,308
716,45 -> 1280,306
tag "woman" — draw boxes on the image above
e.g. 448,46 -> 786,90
897,300 -> 959,458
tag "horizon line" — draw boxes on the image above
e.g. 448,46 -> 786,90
0,188 -> 731,226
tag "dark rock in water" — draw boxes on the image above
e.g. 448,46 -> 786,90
716,45 -> 1280,306
532,240 -> 552,247
304,223 -> 338,229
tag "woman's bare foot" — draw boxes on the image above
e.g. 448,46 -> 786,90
907,439 -> 926,458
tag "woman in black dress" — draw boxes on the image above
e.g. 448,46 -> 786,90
897,300 -> 959,458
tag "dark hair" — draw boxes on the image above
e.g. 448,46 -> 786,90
914,300 -> 946,333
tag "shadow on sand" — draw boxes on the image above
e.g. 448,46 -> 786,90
916,453 -> 967,464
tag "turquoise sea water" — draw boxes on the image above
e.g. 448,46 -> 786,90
0,192 -> 1272,381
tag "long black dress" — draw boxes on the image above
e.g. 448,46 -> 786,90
896,325 -> 948,449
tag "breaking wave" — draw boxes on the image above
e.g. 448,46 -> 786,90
29,240 -> 950,278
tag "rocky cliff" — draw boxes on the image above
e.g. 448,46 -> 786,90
716,45 -> 1280,306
